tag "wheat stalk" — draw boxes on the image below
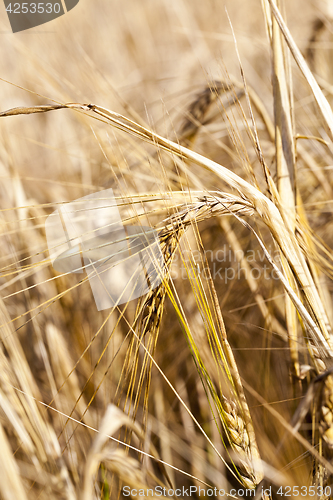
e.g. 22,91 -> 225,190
159,204 -> 266,491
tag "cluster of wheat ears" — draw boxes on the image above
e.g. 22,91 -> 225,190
1,0 -> 333,498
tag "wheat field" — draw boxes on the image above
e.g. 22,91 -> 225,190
1,0 -> 333,498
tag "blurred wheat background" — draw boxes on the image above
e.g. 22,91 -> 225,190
1,0 -> 333,498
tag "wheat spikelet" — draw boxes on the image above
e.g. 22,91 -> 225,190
136,230 -> 182,420
221,397 -> 258,490
179,81 -> 244,145
120,225 -> 183,432
162,194 -> 254,230
179,82 -> 224,142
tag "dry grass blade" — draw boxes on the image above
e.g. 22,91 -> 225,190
0,423 -> 28,500
0,104 -> 68,116
268,0 -> 299,378
270,5 -> 296,217
82,405 -> 155,500
267,0 -> 333,142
